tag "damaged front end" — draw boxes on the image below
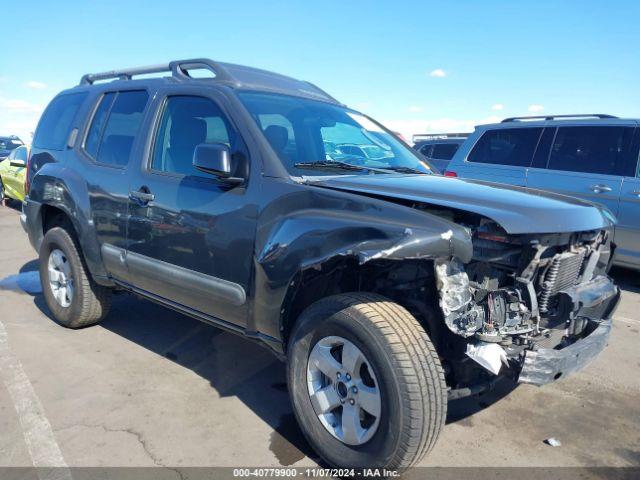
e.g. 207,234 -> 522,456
434,221 -> 620,387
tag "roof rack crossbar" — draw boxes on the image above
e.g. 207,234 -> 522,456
79,58 -> 236,86
501,114 -> 617,123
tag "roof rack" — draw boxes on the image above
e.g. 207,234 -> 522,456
77,58 -> 341,105
501,114 -> 617,123
79,58 -> 236,86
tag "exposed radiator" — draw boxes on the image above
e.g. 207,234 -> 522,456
539,249 -> 586,313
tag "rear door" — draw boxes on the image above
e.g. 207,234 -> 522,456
454,127 -> 542,187
614,129 -> 640,268
526,125 -> 635,219
78,89 -> 151,282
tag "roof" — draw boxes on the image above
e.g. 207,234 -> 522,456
74,58 -> 342,105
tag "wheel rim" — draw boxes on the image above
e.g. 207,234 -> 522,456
307,336 -> 382,446
47,249 -> 74,308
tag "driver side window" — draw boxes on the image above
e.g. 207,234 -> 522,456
151,96 -> 235,177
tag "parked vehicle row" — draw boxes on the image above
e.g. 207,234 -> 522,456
0,135 -> 24,159
19,59 -> 621,470
445,115 -> 640,270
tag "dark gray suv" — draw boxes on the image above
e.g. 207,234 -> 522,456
22,60 -> 620,470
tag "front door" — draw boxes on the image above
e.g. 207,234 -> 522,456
126,92 -> 255,328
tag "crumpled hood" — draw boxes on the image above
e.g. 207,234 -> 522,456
310,174 -> 615,234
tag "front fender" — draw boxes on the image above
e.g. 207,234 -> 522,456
250,183 -> 472,341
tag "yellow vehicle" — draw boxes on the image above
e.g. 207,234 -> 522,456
0,144 -> 29,203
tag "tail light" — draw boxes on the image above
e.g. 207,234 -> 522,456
444,170 -> 457,177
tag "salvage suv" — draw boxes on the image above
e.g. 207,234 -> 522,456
23,59 -> 620,470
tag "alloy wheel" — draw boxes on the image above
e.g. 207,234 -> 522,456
306,336 -> 382,446
48,249 -> 74,308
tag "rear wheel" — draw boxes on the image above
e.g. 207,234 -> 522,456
287,293 -> 446,470
39,226 -> 112,328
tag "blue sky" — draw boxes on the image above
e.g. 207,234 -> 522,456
1,0 -> 639,141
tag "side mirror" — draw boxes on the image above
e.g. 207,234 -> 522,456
193,143 -> 243,185
10,159 -> 26,168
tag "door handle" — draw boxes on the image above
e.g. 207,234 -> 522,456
589,184 -> 612,194
631,190 -> 640,198
129,188 -> 155,204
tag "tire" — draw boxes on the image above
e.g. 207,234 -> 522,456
39,226 -> 112,328
287,293 -> 446,470
0,179 -> 6,206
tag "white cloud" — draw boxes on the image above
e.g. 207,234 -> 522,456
381,115 -> 501,143
491,103 -> 504,111
0,97 -> 45,141
528,104 -> 544,112
408,105 -> 423,113
0,97 -> 44,114
428,69 -> 446,78
25,80 -> 47,90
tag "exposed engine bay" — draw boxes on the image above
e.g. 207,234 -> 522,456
433,215 -> 616,379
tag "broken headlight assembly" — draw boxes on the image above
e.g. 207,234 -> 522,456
435,257 -> 533,375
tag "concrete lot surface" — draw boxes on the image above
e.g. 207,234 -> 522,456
0,204 -> 639,472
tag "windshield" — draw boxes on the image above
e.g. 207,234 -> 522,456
238,92 -> 432,176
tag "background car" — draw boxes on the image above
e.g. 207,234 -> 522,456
413,137 -> 467,173
336,143 -> 394,161
445,114 -> 640,270
0,136 -> 24,160
0,144 -> 29,203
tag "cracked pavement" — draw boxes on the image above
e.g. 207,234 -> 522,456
0,204 -> 639,470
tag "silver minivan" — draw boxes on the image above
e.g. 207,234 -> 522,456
446,115 -> 640,270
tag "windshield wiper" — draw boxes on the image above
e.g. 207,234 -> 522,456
384,166 -> 430,174
294,161 -> 393,174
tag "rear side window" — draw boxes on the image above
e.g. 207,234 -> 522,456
84,90 -> 149,167
432,143 -> 459,160
33,92 -> 88,150
85,92 -> 116,158
468,128 -> 542,167
548,126 -> 636,176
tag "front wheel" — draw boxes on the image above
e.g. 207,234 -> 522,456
287,293 -> 446,470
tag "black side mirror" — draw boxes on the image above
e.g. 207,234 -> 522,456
193,143 -> 243,185
10,159 -> 26,168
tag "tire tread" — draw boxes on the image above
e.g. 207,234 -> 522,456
312,292 -> 447,469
